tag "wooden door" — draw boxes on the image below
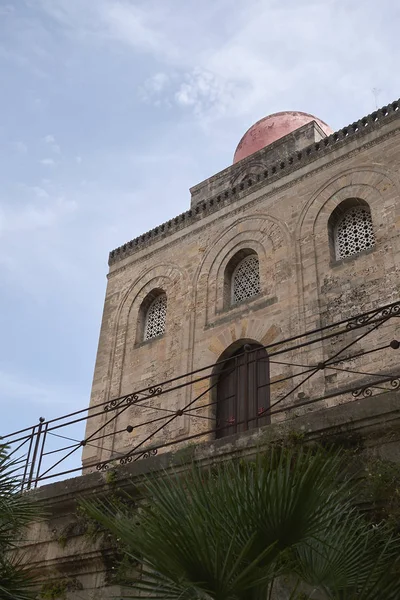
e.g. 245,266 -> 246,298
216,344 -> 270,438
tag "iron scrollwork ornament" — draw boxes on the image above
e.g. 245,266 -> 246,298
125,393 -> 139,405
96,461 -> 110,472
352,376 -> 400,399
381,303 -> 400,318
142,448 -> 158,459
390,377 -> 400,390
148,386 -> 163,396
352,386 -> 373,398
104,393 -> 139,411
346,301 -> 400,330
104,398 -> 119,412
119,448 -> 157,465
346,314 -> 370,330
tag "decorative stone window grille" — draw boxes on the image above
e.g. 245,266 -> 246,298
232,255 -> 260,304
144,294 -> 167,341
334,206 -> 375,260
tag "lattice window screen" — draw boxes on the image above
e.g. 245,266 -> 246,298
232,255 -> 260,304
334,206 -> 375,260
144,294 -> 167,341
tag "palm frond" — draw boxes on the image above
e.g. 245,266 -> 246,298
0,445 -> 42,599
84,446 -> 358,599
292,511 -> 400,599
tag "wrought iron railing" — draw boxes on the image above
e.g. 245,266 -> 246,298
2,300 -> 400,491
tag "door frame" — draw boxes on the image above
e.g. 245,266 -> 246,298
212,339 -> 270,439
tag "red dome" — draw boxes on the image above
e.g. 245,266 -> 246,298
233,111 -> 333,164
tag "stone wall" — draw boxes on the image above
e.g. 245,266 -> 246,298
83,103 -> 400,468
27,392 -> 400,600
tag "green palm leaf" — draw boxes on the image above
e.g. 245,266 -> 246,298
0,445 -> 42,599
84,446 -> 362,599
293,513 -> 400,599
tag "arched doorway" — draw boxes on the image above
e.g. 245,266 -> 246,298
215,343 -> 270,438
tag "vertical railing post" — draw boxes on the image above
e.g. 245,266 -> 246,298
21,425 -> 36,493
34,421 -> 48,488
26,417 -> 45,490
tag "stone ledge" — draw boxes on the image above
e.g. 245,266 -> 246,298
207,295 -> 278,329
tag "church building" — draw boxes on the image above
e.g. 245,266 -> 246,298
82,102 -> 400,470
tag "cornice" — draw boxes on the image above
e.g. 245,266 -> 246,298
108,120 -> 400,280
109,99 -> 400,267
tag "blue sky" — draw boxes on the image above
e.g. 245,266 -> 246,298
1,0 -> 399,458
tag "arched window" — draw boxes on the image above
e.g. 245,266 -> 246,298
215,343 -> 270,439
143,293 -> 167,341
231,253 -> 260,305
330,200 -> 375,261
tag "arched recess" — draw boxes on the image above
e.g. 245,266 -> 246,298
295,167 -> 399,329
297,166 -> 399,252
213,340 -> 270,439
106,264 -> 187,399
291,167 -> 400,404
83,263 -> 188,465
298,166 -> 399,229
194,215 -> 291,326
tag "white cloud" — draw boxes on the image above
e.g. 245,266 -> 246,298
32,187 -> 49,199
43,134 -> 61,154
40,158 -> 56,166
89,0 -> 394,127
174,68 -> 237,118
12,141 -> 28,154
99,2 -> 173,56
139,72 -> 173,106
38,0 -> 176,58
143,72 -> 169,93
0,196 -> 77,236
17,184 -> 50,200
35,0 -> 398,127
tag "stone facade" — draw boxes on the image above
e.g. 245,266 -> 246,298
82,101 -> 400,469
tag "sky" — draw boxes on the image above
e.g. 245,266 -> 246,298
0,0 -> 400,477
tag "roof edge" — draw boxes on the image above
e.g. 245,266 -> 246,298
109,99 -> 400,267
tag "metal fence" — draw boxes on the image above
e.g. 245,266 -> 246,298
3,300 -> 400,491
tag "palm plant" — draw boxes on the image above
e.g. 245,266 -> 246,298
85,445 -> 400,600
0,445 -> 40,600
